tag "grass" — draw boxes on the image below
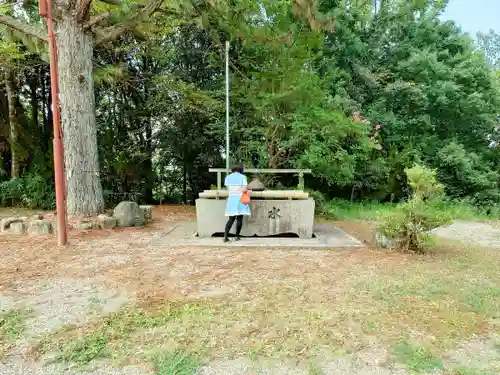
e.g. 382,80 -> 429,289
151,351 -> 201,375
307,361 -> 325,375
321,198 -> 493,222
32,302 -> 219,366
392,341 -> 443,373
0,308 -> 30,358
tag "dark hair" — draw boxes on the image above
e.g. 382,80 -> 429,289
231,165 -> 243,174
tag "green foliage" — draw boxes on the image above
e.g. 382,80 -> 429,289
1,0 -> 500,208
322,198 -> 493,222
405,163 -> 444,200
0,308 -> 29,342
0,174 -> 55,209
392,341 -> 443,373
436,142 -> 500,205
378,165 -> 450,252
152,351 -> 201,375
0,308 -> 30,358
322,199 -> 398,221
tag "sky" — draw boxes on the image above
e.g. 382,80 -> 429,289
442,0 -> 499,35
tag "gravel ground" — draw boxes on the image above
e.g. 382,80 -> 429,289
198,357 -> 411,375
0,358 -> 413,375
1,211 -> 499,375
1,279 -> 130,339
0,359 -> 147,375
432,220 -> 500,248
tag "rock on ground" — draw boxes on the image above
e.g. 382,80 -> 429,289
27,220 -> 53,236
10,221 -> 27,234
113,201 -> 145,227
1,217 -> 26,232
74,220 -> 95,230
98,214 -> 117,229
139,205 -> 153,222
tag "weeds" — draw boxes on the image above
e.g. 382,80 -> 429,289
151,351 -> 201,375
0,308 -> 30,358
392,341 -> 442,373
32,302 -> 217,366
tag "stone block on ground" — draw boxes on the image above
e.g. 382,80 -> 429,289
113,201 -> 145,227
74,220 -> 94,230
10,221 -> 27,234
27,219 -> 53,236
98,214 -> 117,229
0,217 -> 27,233
1,217 -> 16,232
139,205 -> 153,222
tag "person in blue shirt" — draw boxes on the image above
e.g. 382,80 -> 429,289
223,165 -> 251,242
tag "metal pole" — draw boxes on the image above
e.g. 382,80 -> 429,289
39,0 -> 68,246
225,40 -> 230,173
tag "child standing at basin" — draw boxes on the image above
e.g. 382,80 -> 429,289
223,165 -> 251,242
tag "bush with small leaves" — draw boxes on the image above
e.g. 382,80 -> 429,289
377,164 -> 450,252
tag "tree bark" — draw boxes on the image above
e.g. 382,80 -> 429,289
4,68 -> 19,179
56,15 -> 104,216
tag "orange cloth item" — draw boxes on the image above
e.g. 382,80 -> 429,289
240,191 -> 251,205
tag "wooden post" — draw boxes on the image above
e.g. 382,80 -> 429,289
298,172 -> 304,190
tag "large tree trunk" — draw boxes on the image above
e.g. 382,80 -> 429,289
56,15 -> 104,216
4,67 -> 19,179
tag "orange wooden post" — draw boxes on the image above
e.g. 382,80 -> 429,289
39,0 -> 68,246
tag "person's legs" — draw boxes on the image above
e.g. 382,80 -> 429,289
235,215 -> 243,240
224,216 -> 236,242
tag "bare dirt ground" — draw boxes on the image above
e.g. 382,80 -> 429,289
1,206 -> 500,375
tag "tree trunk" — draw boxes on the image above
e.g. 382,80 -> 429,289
4,68 -> 19,179
56,15 -> 104,216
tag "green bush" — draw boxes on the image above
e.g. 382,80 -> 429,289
377,164 -> 450,252
0,174 -> 55,209
436,141 -> 500,205
306,189 -> 327,215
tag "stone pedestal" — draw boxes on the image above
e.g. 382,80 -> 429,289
195,198 -> 315,238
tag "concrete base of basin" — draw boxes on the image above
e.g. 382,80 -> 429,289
196,198 -> 315,238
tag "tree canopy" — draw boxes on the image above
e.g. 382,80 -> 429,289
0,0 -> 499,209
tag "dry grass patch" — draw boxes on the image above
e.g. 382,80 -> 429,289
29,237 -> 500,369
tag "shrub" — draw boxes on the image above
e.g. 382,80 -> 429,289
377,164 -> 450,252
306,189 -> 327,215
0,179 -> 24,206
435,141 -> 500,205
0,174 -> 55,210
